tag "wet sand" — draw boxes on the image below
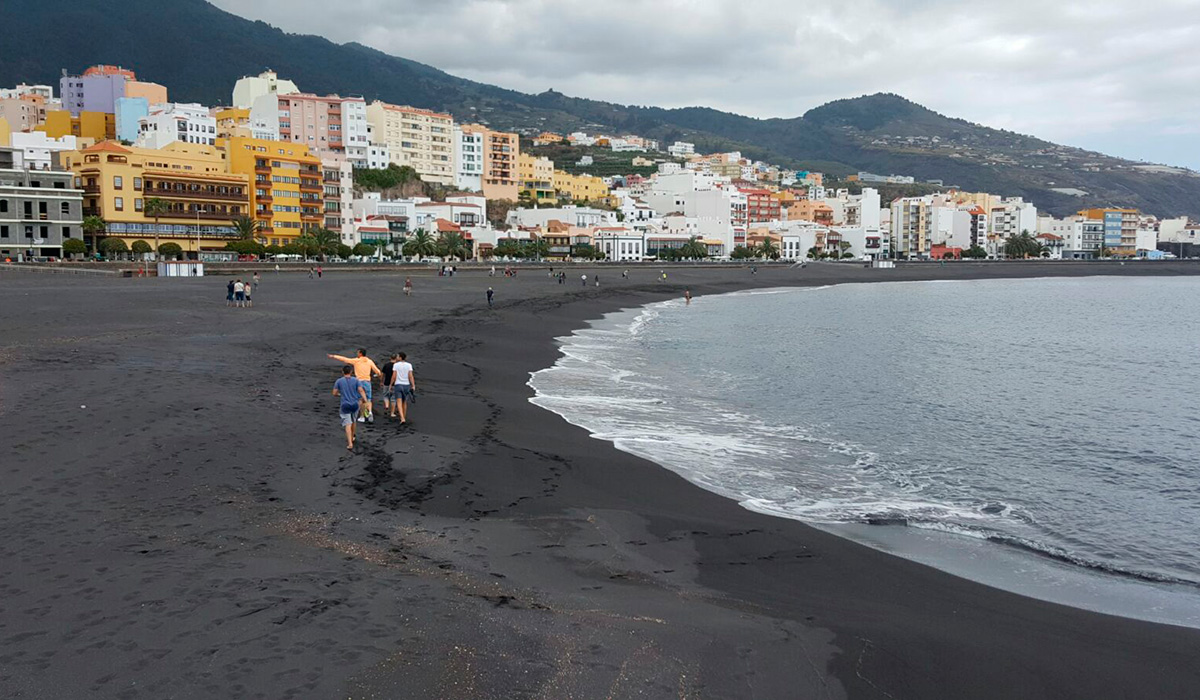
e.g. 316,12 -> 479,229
2,261 -> 1199,699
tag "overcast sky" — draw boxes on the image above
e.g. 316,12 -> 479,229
210,0 -> 1200,170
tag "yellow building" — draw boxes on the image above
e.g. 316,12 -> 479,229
553,170 -> 609,203
365,102 -> 455,185
222,136 -> 323,245
214,107 -> 252,140
532,132 -> 563,146
40,110 -> 115,141
518,152 -> 556,203
0,117 -> 10,147
60,141 -> 250,253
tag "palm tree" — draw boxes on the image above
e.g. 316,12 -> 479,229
680,236 -> 708,260
294,234 -> 319,261
437,231 -> 469,260
232,215 -> 261,242
1004,231 -> 1039,259
757,238 -> 779,259
521,238 -> 549,260
142,197 -> 171,261
402,228 -> 438,258
82,215 -> 106,257
806,246 -> 822,260
311,227 -> 340,261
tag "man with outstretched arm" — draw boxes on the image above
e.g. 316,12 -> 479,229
332,366 -> 366,450
327,348 -> 383,423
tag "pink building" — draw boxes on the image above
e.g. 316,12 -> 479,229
277,93 -> 369,167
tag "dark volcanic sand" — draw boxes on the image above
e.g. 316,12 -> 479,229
2,261 -> 1199,699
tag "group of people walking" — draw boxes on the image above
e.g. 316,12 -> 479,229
329,349 -> 417,450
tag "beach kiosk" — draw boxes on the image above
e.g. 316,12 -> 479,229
157,261 -> 204,277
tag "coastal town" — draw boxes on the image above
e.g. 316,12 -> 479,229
3,66 -> 1198,265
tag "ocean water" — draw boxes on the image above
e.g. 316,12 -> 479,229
529,276 -> 1200,626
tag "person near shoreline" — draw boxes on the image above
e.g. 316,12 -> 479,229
381,353 -> 397,417
390,352 -> 416,425
244,282 -> 253,307
487,287 -> 494,308
233,279 -> 246,307
622,269 -> 628,279
327,349 -> 382,423
660,270 -> 667,282
685,289 -> 692,305
226,279 -> 235,306
594,274 -> 600,287
404,277 -> 413,296
581,274 -> 587,286
332,365 -> 366,450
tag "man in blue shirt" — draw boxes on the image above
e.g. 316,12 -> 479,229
332,365 -> 366,450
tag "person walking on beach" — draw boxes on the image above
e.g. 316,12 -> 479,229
252,272 -> 260,289
327,349 -> 382,423
581,274 -> 587,287
685,289 -> 692,305
390,352 -> 416,425
490,265 -> 496,277
308,266 -> 315,279
622,269 -> 628,279
233,279 -> 246,307
275,263 -> 280,274
404,277 -> 413,296
381,353 -> 397,417
226,279 -> 235,306
487,287 -> 494,308
332,365 -> 365,450
244,282 -> 253,307
660,270 -> 667,282
317,265 -> 323,278
594,274 -> 600,287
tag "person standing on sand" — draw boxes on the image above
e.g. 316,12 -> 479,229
581,274 -> 587,287
244,282 -> 253,308
253,272 -> 260,289
390,352 -> 416,425
226,279 -> 235,306
333,365 -> 365,450
490,265 -> 496,277
275,263 -> 280,274
317,265 -> 323,278
308,266 -> 314,279
685,289 -> 692,305
381,353 -> 397,417
404,277 -> 413,296
327,349 -> 382,423
487,287 -> 494,308
623,269 -> 628,279
233,279 -> 246,307
594,274 -> 599,287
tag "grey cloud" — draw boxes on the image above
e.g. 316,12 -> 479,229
209,0 -> 1200,168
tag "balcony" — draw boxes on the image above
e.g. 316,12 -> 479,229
254,165 -> 271,175
144,187 -> 247,201
257,194 -> 273,203
83,207 -> 102,217
82,184 -> 101,195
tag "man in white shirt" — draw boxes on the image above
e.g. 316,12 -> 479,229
390,352 -> 417,424
233,279 -> 246,307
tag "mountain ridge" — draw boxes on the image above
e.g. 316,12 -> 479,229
1,0 -> 1197,217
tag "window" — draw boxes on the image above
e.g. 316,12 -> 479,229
24,225 -> 33,238
134,177 -> 142,190
0,225 -> 7,238
135,199 -> 143,212
114,197 -> 124,211
54,181 -> 65,189
63,226 -> 72,238
61,202 -> 70,215
0,200 -> 6,213
40,225 -> 49,239
114,175 -> 123,189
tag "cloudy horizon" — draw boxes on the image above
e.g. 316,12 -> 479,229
209,0 -> 1200,170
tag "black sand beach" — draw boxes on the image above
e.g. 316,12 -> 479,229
3,261 -> 1200,699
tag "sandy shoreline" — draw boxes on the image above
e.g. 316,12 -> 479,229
2,261 -> 1199,699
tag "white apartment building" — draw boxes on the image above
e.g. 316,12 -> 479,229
890,196 -> 933,258
339,99 -> 370,168
508,205 -> 617,229
989,197 -> 1038,248
592,227 -> 644,261
667,141 -> 695,157
453,125 -> 483,192
322,158 -> 356,244
1042,215 -> 1103,259
232,70 -> 299,109
136,103 -> 216,149
365,102 -> 455,185
411,195 -> 487,230
8,132 -> 77,171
